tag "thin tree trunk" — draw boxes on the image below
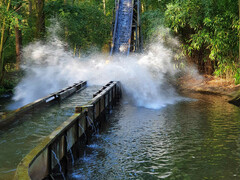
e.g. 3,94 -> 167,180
239,0 -> 240,64
73,44 -> 76,56
103,0 -> 106,15
15,26 -> 22,70
63,0 -> 68,48
29,0 -> 32,14
36,0 -> 45,38
14,2 -> 23,70
0,0 -> 11,80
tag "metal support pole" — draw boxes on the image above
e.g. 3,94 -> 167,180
130,0 -> 142,53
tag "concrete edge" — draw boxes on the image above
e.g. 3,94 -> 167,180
0,81 -> 87,129
14,113 -> 81,180
14,81 -> 121,180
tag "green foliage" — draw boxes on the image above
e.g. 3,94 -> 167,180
0,0 -> 28,80
2,79 -> 15,90
0,79 -> 16,94
234,68 -> 240,84
0,0 -> 114,94
141,9 -> 165,43
163,0 -> 240,82
0,0 -> 26,31
45,0 -> 113,52
1,0 -> 114,59
141,0 -> 240,83
141,0 -> 171,11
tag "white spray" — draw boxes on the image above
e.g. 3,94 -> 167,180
11,28 -> 189,110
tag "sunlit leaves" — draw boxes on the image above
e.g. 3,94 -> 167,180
45,1 -> 112,52
0,0 -> 26,31
141,9 -> 165,43
164,0 -> 239,81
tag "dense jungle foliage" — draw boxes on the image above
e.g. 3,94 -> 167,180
0,0 -> 240,95
0,0 -> 114,94
141,0 -> 240,83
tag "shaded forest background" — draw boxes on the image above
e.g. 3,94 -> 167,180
0,0 -> 240,95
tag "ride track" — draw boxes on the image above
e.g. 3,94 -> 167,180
111,0 -> 142,56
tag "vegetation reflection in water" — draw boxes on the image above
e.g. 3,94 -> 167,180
69,93 -> 240,180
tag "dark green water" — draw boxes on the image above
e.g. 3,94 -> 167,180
69,93 -> 240,180
0,86 -> 100,180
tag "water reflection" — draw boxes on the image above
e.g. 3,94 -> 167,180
69,93 -> 240,179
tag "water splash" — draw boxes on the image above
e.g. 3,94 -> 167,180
51,150 -> 66,180
78,123 -> 87,139
65,135 -> 75,165
86,116 -> 97,134
11,29 -> 190,110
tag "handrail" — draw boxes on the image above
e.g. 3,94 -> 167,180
93,81 -> 113,97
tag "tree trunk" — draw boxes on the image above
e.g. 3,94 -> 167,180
141,3 -> 144,13
36,0 -> 45,38
15,26 -> 22,70
63,0 -> 69,48
103,0 -> 106,15
73,44 -> 76,56
14,2 -> 23,71
0,0 -> 11,81
239,0 -> 240,64
28,0 -> 32,14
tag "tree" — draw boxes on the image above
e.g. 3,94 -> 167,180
15,1 -> 23,70
103,0 -> 106,15
0,0 -> 115,94
36,0 -> 45,38
165,0 -> 238,77
239,0 -> 240,64
0,0 -> 11,82
45,0 -> 112,52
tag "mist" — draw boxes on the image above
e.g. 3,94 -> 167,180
10,27 -> 193,110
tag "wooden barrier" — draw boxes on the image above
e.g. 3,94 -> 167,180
0,81 -> 87,129
14,81 -> 121,180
